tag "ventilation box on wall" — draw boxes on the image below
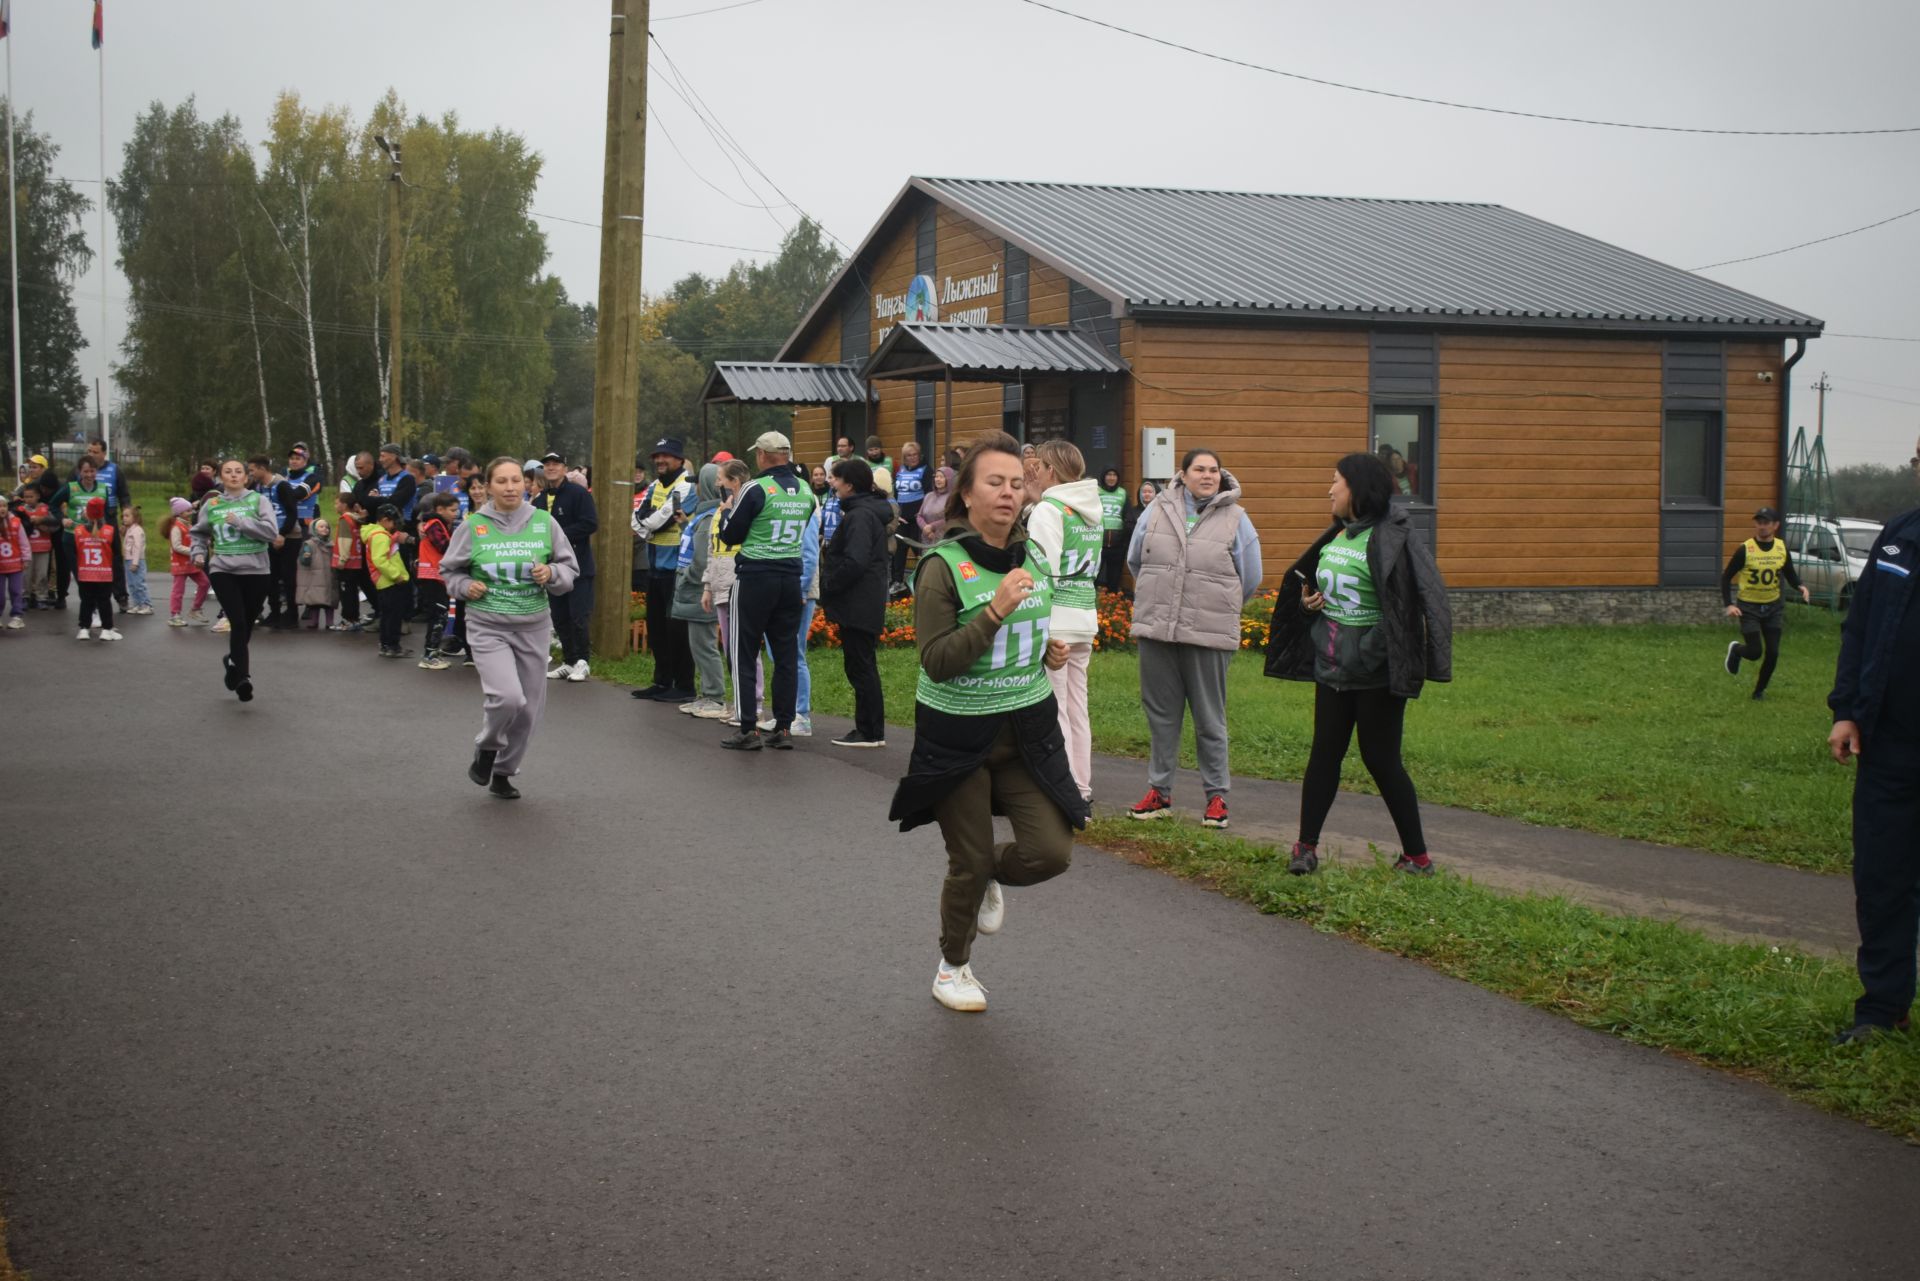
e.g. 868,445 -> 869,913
1141,427 -> 1175,480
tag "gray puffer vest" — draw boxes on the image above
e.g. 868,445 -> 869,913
1130,473 -> 1247,652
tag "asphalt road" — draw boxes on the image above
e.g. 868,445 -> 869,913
2,616 -> 1916,1279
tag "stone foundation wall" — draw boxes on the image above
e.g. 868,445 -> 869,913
1450,588 -> 1724,630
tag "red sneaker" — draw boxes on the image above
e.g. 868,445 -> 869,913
1128,787 -> 1173,821
1202,796 -> 1230,829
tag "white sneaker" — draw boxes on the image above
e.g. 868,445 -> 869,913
76,627 -> 91,641
99,629 -> 123,641
688,700 -> 729,720
977,881 -> 1005,935
211,618 -> 230,633
5,616 -> 23,630
546,662 -> 570,680
169,614 -> 187,627
756,716 -> 776,732
188,609 -> 209,625
791,715 -> 813,737
932,961 -> 988,1013
566,660 -> 590,683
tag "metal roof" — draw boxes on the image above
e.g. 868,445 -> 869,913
912,178 -> 1823,335
866,323 -> 1126,381
701,362 -> 869,405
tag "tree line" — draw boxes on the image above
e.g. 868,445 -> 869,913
3,88 -> 842,474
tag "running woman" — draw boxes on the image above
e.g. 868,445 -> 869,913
1264,452 -> 1452,875
889,431 -> 1088,1013
72,499 -> 121,640
440,456 -> 580,799
1721,505 -> 1810,701
191,459 -> 280,701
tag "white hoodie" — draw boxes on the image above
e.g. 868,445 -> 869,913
1025,476 -> 1105,644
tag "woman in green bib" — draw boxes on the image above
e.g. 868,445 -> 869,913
441,456 -> 581,799
889,431 -> 1089,1013
1264,453 -> 1452,876
189,458 -> 282,703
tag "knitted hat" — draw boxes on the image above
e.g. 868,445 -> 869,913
85,497 -> 107,522
170,497 -> 193,517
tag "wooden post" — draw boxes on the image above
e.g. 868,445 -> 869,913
588,0 -> 649,660
386,145 -> 404,441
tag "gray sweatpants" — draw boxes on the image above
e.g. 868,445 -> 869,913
469,615 -> 552,778
687,617 -> 725,699
1138,637 -> 1233,799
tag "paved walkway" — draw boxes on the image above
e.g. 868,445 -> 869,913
1,617 -> 1912,1279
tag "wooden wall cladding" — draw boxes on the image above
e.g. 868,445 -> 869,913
1723,340 -> 1786,548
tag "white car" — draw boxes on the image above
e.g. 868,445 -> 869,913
1783,514 -> 1857,610
1835,517 -> 1884,583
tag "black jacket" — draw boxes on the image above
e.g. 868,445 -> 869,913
1264,505 -> 1452,699
819,490 -> 892,634
353,468 -> 418,524
1828,506 -> 1920,743
541,478 -> 600,579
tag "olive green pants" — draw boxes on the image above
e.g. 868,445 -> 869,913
934,720 -> 1074,965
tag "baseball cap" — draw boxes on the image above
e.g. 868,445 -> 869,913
650,436 -> 686,459
288,441 -> 310,456
421,452 -> 441,466
541,451 -> 564,464
524,458 -> 543,473
1753,506 -> 1783,522
29,454 -> 46,466
711,451 -> 735,463
751,431 -> 791,454
378,442 -> 403,457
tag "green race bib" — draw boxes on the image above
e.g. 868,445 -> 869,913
469,510 -> 555,615
915,543 -> 1054,716
738,476 -> 816,561
206,493 -> 269,556
1036,497 -> 1103,612
1317,526 -> 1381,627
1099,488 -> 1124,531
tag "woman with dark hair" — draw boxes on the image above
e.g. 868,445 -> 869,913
1126,449 -> 1262,829
819,456 -> 892,747
890,431 -> 1087,1012
1263,452 -> 1452,875
189,458 -> 281,702
441,456 -> 581,799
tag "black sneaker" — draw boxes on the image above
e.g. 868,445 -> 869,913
631,684 -> 669,700
1832,1017 -> 1910,1046
488,773 -> 520,800
235,678 -> 254,703
765,729 -> 794,750
831,731 -> 885,748
1751,689 -> 1766,702
222,654 -> 240,690
719,729 -> 763,751
1724,641 -> 1741,676
1393,854 -> 1436,876
469,747 -> 498,787
1288,842 -> 1319,875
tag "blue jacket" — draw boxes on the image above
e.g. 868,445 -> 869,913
1828,505 -> 1920,743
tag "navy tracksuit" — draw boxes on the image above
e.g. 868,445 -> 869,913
1828,506 -> 1920,1030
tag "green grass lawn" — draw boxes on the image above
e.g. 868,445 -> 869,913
607,609 -> 1854,872
1085,818 -> 1919,1139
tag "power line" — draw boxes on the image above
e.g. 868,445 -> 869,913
1693,202 -> 1920,270
1831,387 -> 1920,409
651,0 -> 770,21
529,208 -> 774,253
1826,332 -> 1920,343
1014,0 -> 1920,137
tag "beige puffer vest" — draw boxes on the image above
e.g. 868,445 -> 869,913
1130,474 -> 1247,651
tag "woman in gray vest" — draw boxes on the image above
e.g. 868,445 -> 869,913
441,456 -> 580,799
1263,453 -> 1452,875
889,431 -> 1089,1013
1125,448 -> 1263,830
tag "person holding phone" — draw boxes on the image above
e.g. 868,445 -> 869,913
440,456 -> 580,799
1263,452 -> 1451,876
889,431 -> 1087,1013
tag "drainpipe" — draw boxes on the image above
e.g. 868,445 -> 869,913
1779,336 -> 1807,511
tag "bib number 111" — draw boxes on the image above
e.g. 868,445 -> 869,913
988,616 -> 1052,670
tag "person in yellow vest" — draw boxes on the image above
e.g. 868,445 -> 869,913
1721,505 -> 1810,701
630,436 -> 698,702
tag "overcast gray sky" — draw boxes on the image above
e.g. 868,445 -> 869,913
11,0 -> 1918,465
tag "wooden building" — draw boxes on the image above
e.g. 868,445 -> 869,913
701,179 -> 1822,618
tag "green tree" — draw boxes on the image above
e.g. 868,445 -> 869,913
1832,463 -> 1920,524
1,104 -> 92,464
542,284 -> 596,463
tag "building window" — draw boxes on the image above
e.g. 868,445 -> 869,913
915,417 -> 935,461
1372,406 -> 1432,503
1003,409 -> 1024,442
1663,410 -> 1722,506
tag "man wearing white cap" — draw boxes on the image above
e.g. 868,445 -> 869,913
716,431 -> 815,750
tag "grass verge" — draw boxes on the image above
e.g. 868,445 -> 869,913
0,1209 -> 24,1281
1080,817 -> 1920,1139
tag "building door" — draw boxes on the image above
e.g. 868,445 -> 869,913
1070,380 -> 1123,482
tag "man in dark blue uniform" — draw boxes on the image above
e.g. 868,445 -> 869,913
1827,492 -> 1920,1045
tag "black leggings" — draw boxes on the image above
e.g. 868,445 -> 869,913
209,572 -> 270,678
1299,683 -> 1427,856
1736,619 -> 1783,695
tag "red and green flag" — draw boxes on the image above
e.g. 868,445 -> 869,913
91,1 -> 103,49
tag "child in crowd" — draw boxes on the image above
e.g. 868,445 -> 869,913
297,514 -> 339,630
23,489 -> 55,607
329,494 -> 365,631
122,505 -> 153,615
73,497 -> 120,640
0,497 -> 27,628
365,502 -> 411,658
166,497 -> 211,625
414,491 -> 456,669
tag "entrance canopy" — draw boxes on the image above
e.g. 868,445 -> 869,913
864,322 -> 1125,383
700,361 -> 870,406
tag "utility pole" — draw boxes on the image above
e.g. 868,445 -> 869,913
1811,371 -> 1831,439
589,0 -> 648,660
377,135 -> 405,443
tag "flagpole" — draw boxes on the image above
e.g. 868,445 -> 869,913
6,18 -> 24,476
97,9 -> 110,455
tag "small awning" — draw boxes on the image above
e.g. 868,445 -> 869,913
701,362 -> 870,406
864,322 -> 1126,382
